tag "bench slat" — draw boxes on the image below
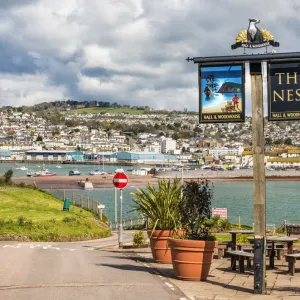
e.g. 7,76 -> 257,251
285,253 -> 300,258
227,250 -> 254,258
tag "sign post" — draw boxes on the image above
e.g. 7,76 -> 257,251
97,204 -> 105,220
250,63 -> 266,293
113,172 -> 128,248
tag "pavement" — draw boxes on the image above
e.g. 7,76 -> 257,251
101,245 -> 300,300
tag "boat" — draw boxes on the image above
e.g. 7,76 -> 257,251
89,169 -> 107,175
56,165 -> 62,168
69,170 -> 81,176
15,165 -> 28,171
36,168 -> 56,177
27,169 -> 37,177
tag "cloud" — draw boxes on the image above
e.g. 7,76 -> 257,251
0,73 -> 67,107
0,0 -> 299,112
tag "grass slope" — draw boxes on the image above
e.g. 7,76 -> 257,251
0,188 -> 111,242
70,107 -> 145,114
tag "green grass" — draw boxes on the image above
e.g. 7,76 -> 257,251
0,188 -> 111,241
70,107 -> 145,114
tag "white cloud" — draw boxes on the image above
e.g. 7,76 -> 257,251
0,74 -> 68,106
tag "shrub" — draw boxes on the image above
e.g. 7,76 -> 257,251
17,216 -> 26,226
4,169 -> 13,184
236,234 -> 251,243
179,180 -> 216,240
218,219 -> 232,232
133,231 -> 146,246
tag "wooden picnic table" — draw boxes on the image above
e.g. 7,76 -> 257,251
229,230 -> 254,269
248,236 -> 299,268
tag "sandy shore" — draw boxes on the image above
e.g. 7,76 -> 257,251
11,169 -> 300,189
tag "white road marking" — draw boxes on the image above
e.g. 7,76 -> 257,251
30,245 -> 41,248
3,245 -> 21,248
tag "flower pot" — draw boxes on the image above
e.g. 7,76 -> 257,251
168,238 -> 218,281
147,230 -> 184,264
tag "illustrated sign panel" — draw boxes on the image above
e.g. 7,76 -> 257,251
268,62 -> 300,121
212,208 -> 227,219
199,65 -> 245,123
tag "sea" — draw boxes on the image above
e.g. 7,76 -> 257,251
52,181 -> 299,228
1,163 -> 298,227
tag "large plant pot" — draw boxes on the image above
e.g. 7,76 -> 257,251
147,230 -> 184,264
168,238 -> 218,281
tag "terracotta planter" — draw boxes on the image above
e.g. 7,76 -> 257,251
168,238 -> 218,281
147,230 -> 184,264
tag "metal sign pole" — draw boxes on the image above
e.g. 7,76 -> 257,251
118,189 -> 123,248
114,187 -> 117,224
251,62 -> 266,294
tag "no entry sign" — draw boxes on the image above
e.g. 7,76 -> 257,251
113,172 -> 128,189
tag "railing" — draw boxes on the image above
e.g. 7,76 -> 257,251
46,189 -> 146,230
47,189 -> 101,215
108,218 -> 147,231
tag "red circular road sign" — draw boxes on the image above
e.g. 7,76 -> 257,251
113,172 -> 128,189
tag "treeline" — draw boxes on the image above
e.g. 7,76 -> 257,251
1,100 -> 150,112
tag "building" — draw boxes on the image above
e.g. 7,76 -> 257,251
112,152 -> 177,164
209,147 -> 243,157
161,138 -> 177,154
25,151 -> 84,161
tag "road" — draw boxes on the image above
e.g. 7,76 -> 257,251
0,232 -> 185,300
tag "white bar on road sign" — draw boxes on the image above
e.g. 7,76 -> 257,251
113,179 -> 128,183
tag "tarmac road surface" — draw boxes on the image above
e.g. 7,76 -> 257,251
0,232 -> 184,300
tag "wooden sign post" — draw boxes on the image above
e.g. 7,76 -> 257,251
250,63 -> 266,293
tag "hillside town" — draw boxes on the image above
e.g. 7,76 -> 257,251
0,102 -> 299,169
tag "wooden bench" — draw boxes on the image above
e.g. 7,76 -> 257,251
227,250 -> 254,273
285,253 -> 300,275
266,247 -> 287,260
286,225 -> 300,236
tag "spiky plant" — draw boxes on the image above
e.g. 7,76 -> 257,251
130,178 -> 182,230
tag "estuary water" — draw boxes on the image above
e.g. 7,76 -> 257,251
0,162 -> 141,177
53,181 -> 300,227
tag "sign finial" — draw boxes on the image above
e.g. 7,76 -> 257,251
231,19 -> 280,50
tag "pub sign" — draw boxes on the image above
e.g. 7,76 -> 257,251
199,65 -> 245,123
268,62 -> 300,121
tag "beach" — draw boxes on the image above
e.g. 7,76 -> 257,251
11,169 -> 300,189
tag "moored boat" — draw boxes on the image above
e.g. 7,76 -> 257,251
36,168 -> 56,177
69,170 -> 81,176
27,169 -> 37,177
89,169 -> 107,175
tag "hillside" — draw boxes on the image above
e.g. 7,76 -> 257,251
218,82 -> 242,93
70,107 -> 145,114
0,188 -> 111,241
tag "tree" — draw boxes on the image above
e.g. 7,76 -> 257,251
36,135 -> 43,142
4,169 -> 13,184
265,137 -> 272,145
274,139 -> 283,145
284,138 -> 292,145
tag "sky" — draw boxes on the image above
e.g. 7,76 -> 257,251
0,0 -> 299,112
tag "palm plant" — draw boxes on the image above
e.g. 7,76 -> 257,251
131,178 -> 182,230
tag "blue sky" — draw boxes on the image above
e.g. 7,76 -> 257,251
0,0 -> 298,112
